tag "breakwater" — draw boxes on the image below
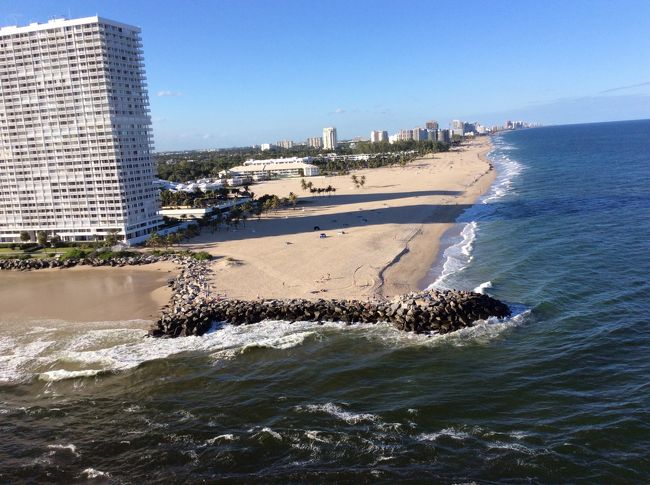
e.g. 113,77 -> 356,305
0,253 -> 175,270
151,259 -> 511,337
1,253 -> 511,336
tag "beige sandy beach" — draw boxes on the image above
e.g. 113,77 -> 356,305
187,137 -> 495,301
0,262 -> 176,323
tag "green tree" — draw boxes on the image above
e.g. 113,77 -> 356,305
104,229 -> 121,247
146,232 -> 163,249
20,231 -> 30,243
36,231 -> 48,247
288,192 -> 298,209
359,175 -> 366,188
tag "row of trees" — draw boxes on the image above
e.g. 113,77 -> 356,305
160,187 -> 253,208
17,229 -> 122,248
299,179 -> 337,196
145,224 -> 201,249
155,140 -> 450,183
195,193 -> 298,235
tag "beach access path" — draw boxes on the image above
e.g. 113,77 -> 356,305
186,137 -> 495,301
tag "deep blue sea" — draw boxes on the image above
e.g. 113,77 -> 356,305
2,119 -> 650,483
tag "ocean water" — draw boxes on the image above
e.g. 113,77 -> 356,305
2,120 -> 650,482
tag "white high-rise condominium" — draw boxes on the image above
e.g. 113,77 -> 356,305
370,130 -> 388,143
0,16 -> 161,244
322,127 -> 337,150
307,137 -> 322,148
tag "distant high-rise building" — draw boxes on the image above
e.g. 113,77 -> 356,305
425,120 -> 439,131
438,129 -> 451,143
451,120 -> 464,137
307,137 -> 323,148
397,129 -> 414,141
413,128 -> 427,142
463,122 -> 476,134
0,16 -> 161,244
276,140 -> 294,149
323,127 -> 337,150
427,129 -> 438,142
370,130 -> 388,143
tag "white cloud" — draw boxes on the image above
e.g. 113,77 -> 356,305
156,90 -> 182,97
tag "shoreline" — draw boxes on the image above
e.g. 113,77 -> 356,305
381,141 -> 495,297
413,141 -> 496,291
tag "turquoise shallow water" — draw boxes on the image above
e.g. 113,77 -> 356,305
2,120 -> 650,482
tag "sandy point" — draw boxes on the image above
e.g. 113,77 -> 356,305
185,137 -> 495,301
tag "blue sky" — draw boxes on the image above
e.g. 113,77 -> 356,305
3,0 -> 650,150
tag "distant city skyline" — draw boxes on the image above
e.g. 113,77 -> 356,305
3,0 -> 649,150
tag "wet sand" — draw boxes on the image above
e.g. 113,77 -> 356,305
0,263 -> 176,323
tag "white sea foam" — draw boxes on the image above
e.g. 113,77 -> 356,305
295,402 -> 379,424
260,427 -> 283,440
305,430 -> 332,443
47,443 -> 80,457
487,441 -> 538,455
473,281 -> 493,294
39,369 -> 103,382
81,468 -> 110,479
417,427 -> 476,442
3,304 -> 528,384
205,434 -> 237,445
0,338 -> 55,383
431,138 -> 523,290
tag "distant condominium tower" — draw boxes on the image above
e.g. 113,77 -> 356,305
322,127 -> 337,150
0,16 -> 161,244
412,128 -> 427,141
451,119 -> 465,137
307,137 -> 323,148
370,130 -> 388,143
425,120 -> 439,131
398,129 -> 414,141
276,140 -> 294,149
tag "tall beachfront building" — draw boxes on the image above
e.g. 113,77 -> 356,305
322,127 -> 337,150
0,16 -> 161,244
370,130 -> 388,143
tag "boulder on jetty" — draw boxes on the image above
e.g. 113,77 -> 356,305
151,279 -> 512,338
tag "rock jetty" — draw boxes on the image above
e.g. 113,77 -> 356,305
1,252 -> 512,337
151,272 -> 512,337
0,254 -> 175,271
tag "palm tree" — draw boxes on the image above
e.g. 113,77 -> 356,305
300,178 -> 308,191
360,175 -> 366,188
351,174 -> 359,188
146,232 -> 163,249
36,231 -> 48,247
288,192 -> 298,209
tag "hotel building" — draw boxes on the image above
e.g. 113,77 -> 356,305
0,16 -> 161,244
307,136 -> 322,148
370,130 -> 388,143
322,127 -> 337,150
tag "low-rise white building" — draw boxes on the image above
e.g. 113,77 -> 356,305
157,178 -> 225,193
230,156 -> 320,178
